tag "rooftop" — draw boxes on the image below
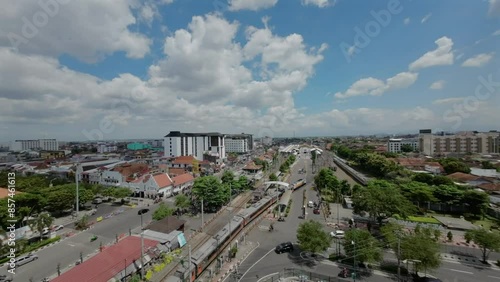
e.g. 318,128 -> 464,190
145,216 -> 186,235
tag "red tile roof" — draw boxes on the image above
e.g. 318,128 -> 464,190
51,236 -> 158,282
477,183 -> 500,192
153,173 -> 172,188
243,161 -> 263,171
447,172 -> 480,183
172,173 -> 194,186
113,163 -> 149,178
168,168 -> 187,177
172,156 -> 197,165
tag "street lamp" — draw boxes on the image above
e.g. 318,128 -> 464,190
137,208 -> 149,279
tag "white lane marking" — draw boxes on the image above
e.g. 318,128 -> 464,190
489,276 -> 500,280
238,247 -> 274,282
257,272 -> 279,282
67,243 -> 75,247
448,269 -> 473,274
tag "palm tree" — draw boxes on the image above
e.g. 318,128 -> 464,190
30,212 -> 54,241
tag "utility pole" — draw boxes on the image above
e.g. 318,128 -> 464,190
229,183 -> 232,233
188,245 -> 191,274
75,163 -> 80,215
201,198 -> 204,232
138,208 -> 149,279
397,233 -> 401,282
352,241 -> 356,282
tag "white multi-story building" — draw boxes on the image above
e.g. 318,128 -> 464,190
225,134 -> 252,153
10,139 -> 58,152
387,138 -> 418,153
419,129 -> 500,156
164,131 -> 226,161
97,143 -> 118,153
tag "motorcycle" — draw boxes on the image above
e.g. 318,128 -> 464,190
338,268 -> 349,278
90,235 -> 98,242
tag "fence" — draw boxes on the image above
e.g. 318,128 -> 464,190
257,268 -> 344,282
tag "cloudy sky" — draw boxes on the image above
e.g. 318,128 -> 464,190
0,0 -> 499,142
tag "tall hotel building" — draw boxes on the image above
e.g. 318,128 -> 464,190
419,129 -> 500,156
164,131 -> 226,161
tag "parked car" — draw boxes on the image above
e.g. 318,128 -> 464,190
13,254 -> 38,267
313,208 -> 320,214
307,201 -> 314,208
53,225 -> 64,231
330,230 -> 345,239
275,242 -> 294,254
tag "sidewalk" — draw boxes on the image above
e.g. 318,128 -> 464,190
212,240 -> 259,282
52,209 -> 96,227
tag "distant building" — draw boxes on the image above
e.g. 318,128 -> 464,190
419,130 -> 500,156
387,138 -> 418,153
97,143 -> 117,153
40,150 -> 66,159
127,142 -> 152,151
261,136 -> 272,146
10,139 -> 58,152
164,131 -> 226,161
225,133 -> 253,153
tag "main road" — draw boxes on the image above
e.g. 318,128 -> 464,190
1,202 -> 159,282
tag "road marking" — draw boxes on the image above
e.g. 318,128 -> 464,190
448,269 -> 473,274
67,243 -> 75,247
238,247 -> 274,282
489,276 -> 500,280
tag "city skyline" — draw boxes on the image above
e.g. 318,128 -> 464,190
1,0 -> 499,142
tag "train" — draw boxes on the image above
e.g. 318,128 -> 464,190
174,191 -> 281,281
291,178 -> 306,190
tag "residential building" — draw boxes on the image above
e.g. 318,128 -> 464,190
387,138 -> 418,153
146,139 -> 164,148
419,130 -> 500,156
225,133 -> 253,152
164,131 -> 226,161
10,139 -> 58,152
171,173 -> 195,194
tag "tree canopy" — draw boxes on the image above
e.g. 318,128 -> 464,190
352,180 -> 416,222
152,203 -> 175,221
296,220 -> 331,254
439,158 -> 471,174
343,229 -> 382,264
192,176 -> 229,212
465,228 -> 500,262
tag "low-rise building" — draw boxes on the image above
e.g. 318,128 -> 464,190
171,173 -> 194,194
387,138 -> 418,153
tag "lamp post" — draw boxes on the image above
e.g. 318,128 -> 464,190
352,240 -> 356,282
138,208 -> 149,279
75,163 -> 81,216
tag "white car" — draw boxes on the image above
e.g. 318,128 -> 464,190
330,230 -> 345,239
54,225 -> 64,231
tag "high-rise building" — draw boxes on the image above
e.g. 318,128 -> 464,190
262,136 -> 272,146
164,131 -> 225,161
10,139 -> 59,152
419,130 -> 500,156
225,133 -> 253,153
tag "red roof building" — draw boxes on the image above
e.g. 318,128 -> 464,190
52,236 -> 158,282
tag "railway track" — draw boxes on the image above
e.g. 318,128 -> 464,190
151,191 -> 253,281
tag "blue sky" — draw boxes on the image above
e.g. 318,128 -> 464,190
0,0 -> 499,142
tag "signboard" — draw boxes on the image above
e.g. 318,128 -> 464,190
177,233 -> 187,248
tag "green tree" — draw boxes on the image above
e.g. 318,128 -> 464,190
439,158 -> 471,174
311,150 -> 317,167
461,190 -> 489,219
192,176 -> 228,212
464,228 -> 500,262
481,161 -> 495,169
400,227 -> 441,274
30,212 -> 54,241
269,173 -> 278,182
400,182 -> 437,208
221,170 -> 235,184
352,180 -> 416,223
296,220 -> 331,254
412,173 -> 434,185
152,203 -> 175,221
174,194 -> 191,215
343,229 -> 382,264
432,185 -> 463,205
400,144 -> 414,153
102,187 -> 131,199
75,215 -> 89,230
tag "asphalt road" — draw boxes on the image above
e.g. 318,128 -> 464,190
1,202 -> 158,282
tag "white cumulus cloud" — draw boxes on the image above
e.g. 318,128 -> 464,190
461,53 -> 495,67
409,37 -> 454,71
301,0 -> 334,8
429,80 -> 445,90
228,0 -> 278,11
334,72 -> 418,99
